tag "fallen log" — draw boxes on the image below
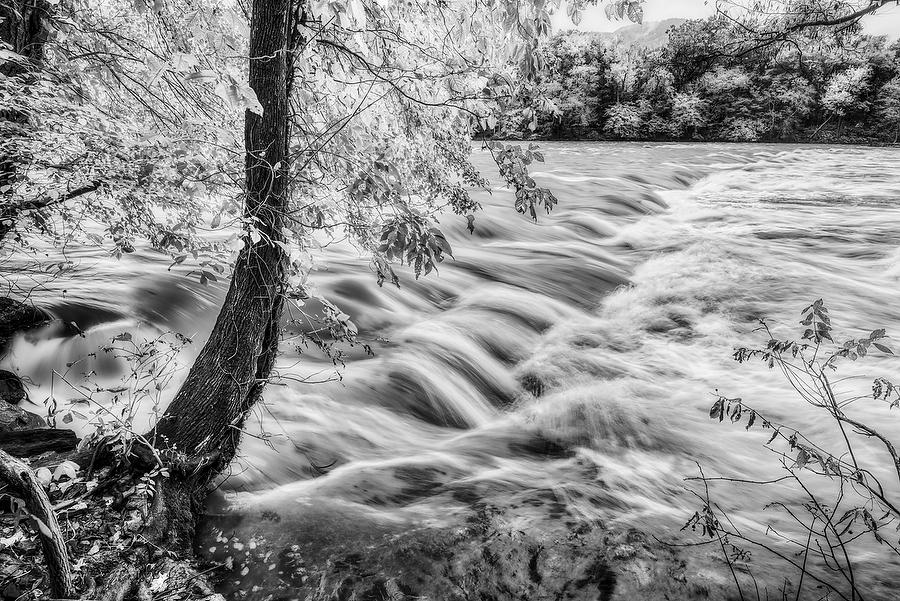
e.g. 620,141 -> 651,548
0,428 -> 78,457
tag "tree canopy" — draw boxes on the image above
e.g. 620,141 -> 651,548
496,4 -> 900,142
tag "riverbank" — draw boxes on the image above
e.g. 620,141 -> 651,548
483,131 -> 899,147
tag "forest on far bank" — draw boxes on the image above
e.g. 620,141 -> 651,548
493,16 -> 900,144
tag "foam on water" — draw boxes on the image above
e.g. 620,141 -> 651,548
4,142 -> 900,595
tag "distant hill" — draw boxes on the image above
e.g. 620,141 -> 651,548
597,18 -> 686,49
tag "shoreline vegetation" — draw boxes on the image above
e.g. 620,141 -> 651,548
481,17 -> 900,147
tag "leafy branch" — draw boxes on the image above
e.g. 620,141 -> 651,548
686,300 -> 900,600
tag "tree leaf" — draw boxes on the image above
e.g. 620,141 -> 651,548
873,343 -> 893,354
52,461 -> 79,482
709,398 -> 723,421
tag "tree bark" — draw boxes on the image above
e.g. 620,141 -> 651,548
0,0 -> 52,76
150,0 -> 294,467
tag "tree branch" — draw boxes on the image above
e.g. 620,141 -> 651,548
0,179 -> 104,243
716,0 -> 899,58
837,414 -> 900,487
17,179 -> 105,212
781,0 -> 896,32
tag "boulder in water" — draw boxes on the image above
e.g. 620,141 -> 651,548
0,401 -> 45,431
0,370 -> 26,405
0,370 -> 45,430
0,297 -> 52,356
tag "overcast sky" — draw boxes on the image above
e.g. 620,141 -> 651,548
550,0 -> 900,37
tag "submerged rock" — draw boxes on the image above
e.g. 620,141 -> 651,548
0,296 -> 51,423
0,296 -> 52,356
204,507 -> 751,601
0,370 -> 45,431
0,401 -> 45,431
0,370 -> 26,405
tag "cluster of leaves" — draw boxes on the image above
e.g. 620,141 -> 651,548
486,141 -> 557,221
682,504 -> 721,539
603,0 -> 645,25
733,300 -> 893,370
283,290 -> 375,372
376,214 -> 453,281
682,502 -> 753,565
708,395 -> 759,431
0,0 -> 253,292
830,329 -> 892,363
873,377 -> 900,410
799,298 -> 833,343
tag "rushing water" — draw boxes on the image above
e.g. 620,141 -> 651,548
5,142 -> 900,598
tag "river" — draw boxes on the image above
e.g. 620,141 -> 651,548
5,142 -> 900,599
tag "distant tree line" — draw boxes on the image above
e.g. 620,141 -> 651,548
496,16 -> 900,143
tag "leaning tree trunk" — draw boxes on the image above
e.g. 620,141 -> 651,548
80,1 -> 296,596
0,2 -> 296,598
150,0 -> 293,467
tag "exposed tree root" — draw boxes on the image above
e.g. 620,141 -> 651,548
0,449 -> 75,598
0,444 -> 227,601
80,472 -> 224,601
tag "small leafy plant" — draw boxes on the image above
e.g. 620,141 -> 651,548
47,331 -> 191,472
685,300 -> 900,601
